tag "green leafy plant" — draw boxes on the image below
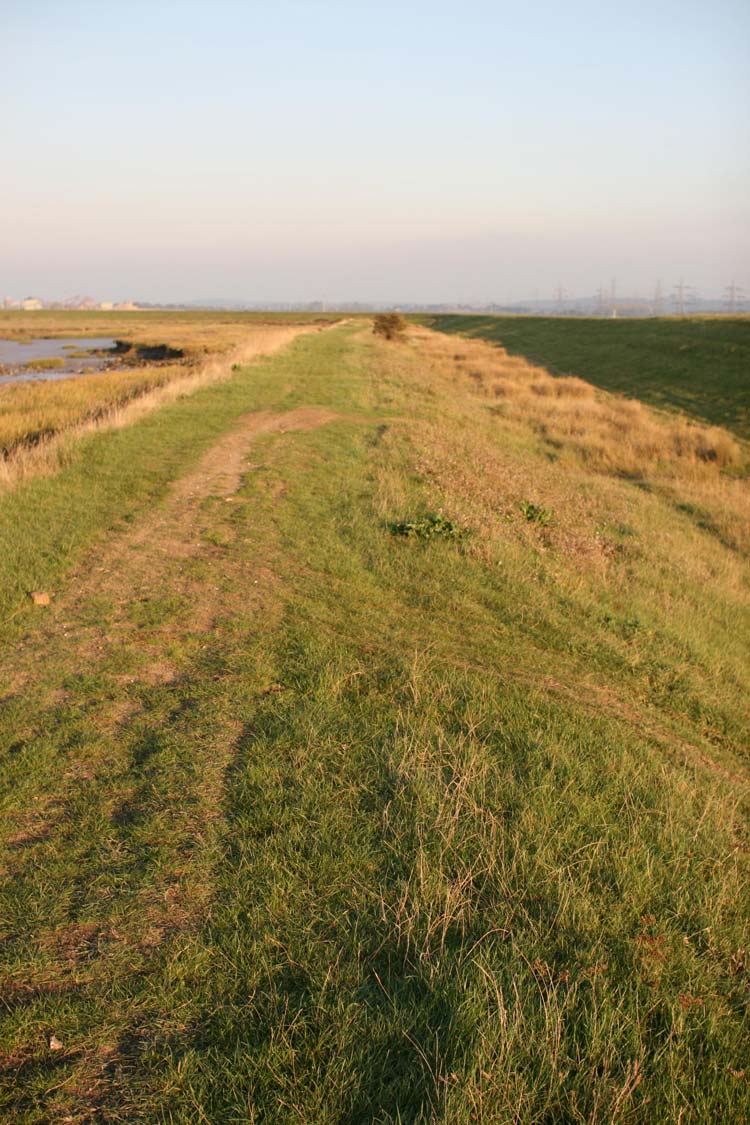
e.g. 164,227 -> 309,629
389,512 -> 468,542
520,500 -> 552,525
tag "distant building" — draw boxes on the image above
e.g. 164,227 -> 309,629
114,301 -> 139,311
21,297 -> 43,310
100,301 -> 114,310
2,297 -> 19,309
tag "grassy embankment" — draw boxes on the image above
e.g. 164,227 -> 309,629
0,321 -> 749,1122
419,315 -> 750,440
0,310 -> 338,463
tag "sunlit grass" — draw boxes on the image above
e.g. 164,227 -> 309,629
411,327 -> 750,557
0,322 -> 748,1122
421,313 -> 750,439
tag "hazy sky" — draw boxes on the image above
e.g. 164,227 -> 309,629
2,0 -> 748,303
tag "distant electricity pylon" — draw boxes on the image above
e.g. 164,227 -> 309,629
554,286 -> 566,313
609,278 -> 618,318
653,281 -> 664,316
673,279 -> 693,316
596,285 -> 607,316
724,281 -> 745,313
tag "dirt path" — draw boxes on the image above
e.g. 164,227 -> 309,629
6,406 -> 345,698
0,401 -> 352,1113
170,405 -> 343,503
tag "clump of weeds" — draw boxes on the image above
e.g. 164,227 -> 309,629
389,511 -> 468,543
520,499 -> 552,526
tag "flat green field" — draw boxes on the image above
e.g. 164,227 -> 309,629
1,320 -> 748,1123
420,315 -> 750,440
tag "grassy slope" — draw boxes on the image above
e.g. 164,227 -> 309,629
1,324 -> 749,1123
419,315 -> 750,440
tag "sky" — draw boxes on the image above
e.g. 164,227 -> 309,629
2,0 -> 748,304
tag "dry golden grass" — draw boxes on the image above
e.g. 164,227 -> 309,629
408,327 -> 750,558
0,366 -> 182,453
439,335 -> 746,473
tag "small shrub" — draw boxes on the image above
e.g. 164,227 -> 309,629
373,313 -> 406,341
389,512 -> 468,542
520,500 -> 552,526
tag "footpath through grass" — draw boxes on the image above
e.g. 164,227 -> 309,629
1,323 -> 749,1122
420,315 -> 750,439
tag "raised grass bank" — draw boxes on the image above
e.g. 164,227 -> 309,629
0,313 -> 748,1123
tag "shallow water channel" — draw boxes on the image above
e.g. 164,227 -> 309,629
0,337 -> 119,384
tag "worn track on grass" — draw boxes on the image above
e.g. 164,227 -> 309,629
5,404 -> 346,716
0,402 -> 350,1116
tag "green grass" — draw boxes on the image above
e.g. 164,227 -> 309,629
1,323 -> 749,1122
419,315 -> 750,439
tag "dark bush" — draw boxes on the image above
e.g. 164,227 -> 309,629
373,313 -> 406,340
